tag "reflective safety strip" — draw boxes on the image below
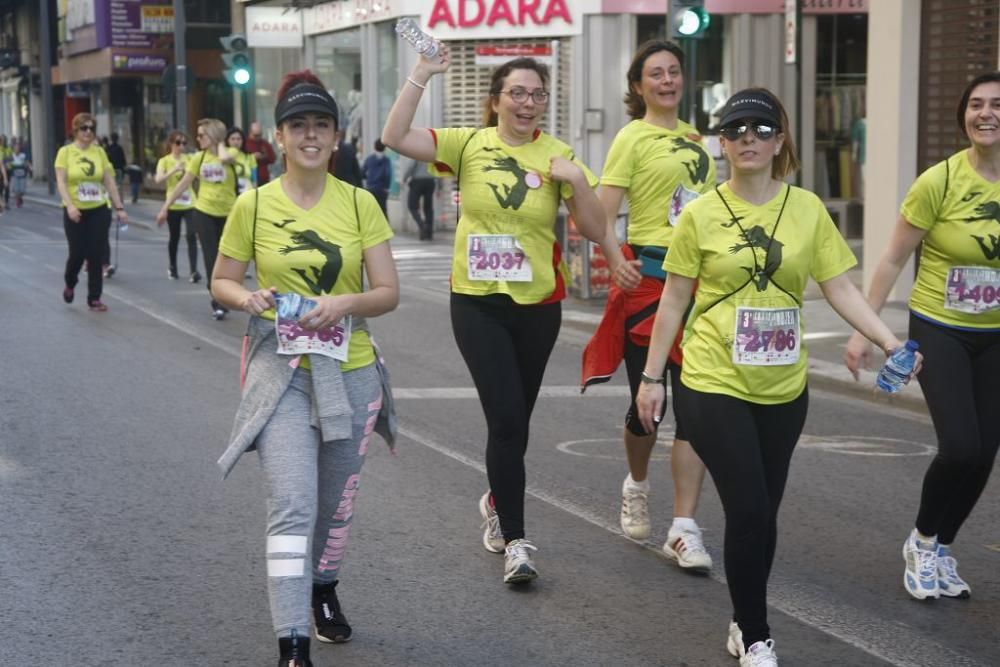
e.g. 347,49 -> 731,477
266,535 -> 307,554
267,558 -> 305,577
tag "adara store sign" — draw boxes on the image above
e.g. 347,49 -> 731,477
422,0 -> 584,40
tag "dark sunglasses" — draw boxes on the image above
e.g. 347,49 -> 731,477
78,124 -> 96,132
173,139 -> 187,145
720,122 -> 778,141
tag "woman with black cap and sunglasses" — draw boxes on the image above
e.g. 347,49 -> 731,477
210,70 -> 398,667
636,88 -> 917,666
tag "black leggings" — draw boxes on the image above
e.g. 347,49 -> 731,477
191,209 -> 226,311
676,382 -> 808,650
623,336 -> 684,439
63,205 -> 111,303
910,314 -> 1000,544
167,208 -> 198,274
407,179 -> 435,238
450,292 -> 561,542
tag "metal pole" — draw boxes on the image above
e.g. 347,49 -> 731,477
39,0 -> 57,194
173,0 -> 188,134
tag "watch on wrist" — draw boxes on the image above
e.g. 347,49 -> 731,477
640,371 -> 664,385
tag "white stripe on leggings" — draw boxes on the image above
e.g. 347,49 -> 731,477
267,558 -> 305,577
266,535 -> 308,554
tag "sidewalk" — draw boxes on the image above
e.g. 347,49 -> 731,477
23,179 -> 925,412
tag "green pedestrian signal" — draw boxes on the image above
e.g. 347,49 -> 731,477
670,0 -> 710,40
220,34 -> 252,88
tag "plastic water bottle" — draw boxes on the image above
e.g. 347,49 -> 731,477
395,18 -> 443,63
876,339 -> 919,393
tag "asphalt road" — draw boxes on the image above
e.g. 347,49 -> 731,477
0,201 -> 996,666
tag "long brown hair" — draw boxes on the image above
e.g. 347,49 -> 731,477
624,40 -> 685,120
164,129 -> 189,154
481,57 -> 550,128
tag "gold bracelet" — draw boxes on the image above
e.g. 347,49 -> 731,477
406,77 -> 427,90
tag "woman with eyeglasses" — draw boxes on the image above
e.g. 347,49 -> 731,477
54,113 -> 128,312
382,53 -> 605,584
844,72 -> 1000,603
156,118 -> 238,320
212,69 -> 398,667
582,40 -> 716,570
635,89 -> 917,666
227,126 -> 258,194
155,130 -> 201,282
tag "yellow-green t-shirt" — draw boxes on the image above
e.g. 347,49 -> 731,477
431,127 -> 598,304
219,175 -> 394,371
900,150 -> 1000,330
664,183 -> 857,404
157,154 -> 196,211
233,151 -> 258,194
187,147 -> 239,218
601,119 -> 717,248
54,143 -> 113,210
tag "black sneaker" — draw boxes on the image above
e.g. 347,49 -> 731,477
312,580 -> 352,643
277,631 -> 313,667
189,270 -> 201,284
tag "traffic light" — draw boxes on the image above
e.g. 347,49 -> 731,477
220,33 -> 252,87
670,0 -> 710,40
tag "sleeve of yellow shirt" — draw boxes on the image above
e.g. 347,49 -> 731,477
900,158 -> 948,231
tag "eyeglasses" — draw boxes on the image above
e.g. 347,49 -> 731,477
78,124 -> 96,133
719,122 -> 778,141
174,139 -> 187,145
500,87 -> 550,104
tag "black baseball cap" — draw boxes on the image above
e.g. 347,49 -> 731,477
274,84 -> 339,127
719,89 -> 781,128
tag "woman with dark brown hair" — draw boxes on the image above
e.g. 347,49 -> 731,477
382,52 -> 605,584
154,130 -> 200,281
54,112 -> 128,311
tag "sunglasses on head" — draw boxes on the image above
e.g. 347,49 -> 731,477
720,122 -> 778,141
79,124 -> 96,132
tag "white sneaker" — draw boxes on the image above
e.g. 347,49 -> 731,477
663,523 -> 713,572
936,544 -> 971,599
503,538 -> 538,584
620,478 -> 651,540
478,491 -> 505,554
726,621 -> 744,658
739,639 -> 778,666
902,530 -> 939,600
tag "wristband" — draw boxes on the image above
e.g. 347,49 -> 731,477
114,207 -> 124,211
406,77 -> 427,90
640,371 -> 664,385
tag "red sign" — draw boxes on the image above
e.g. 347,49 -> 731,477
428,0 -> 573,29
475,45 -> 552,57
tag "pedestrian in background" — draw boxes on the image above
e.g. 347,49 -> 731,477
403,157 -> 436,240
582,40 -> 715,571
106,132 -> 127,187
246,120 -> 277,185
636,89 -> 917,666
0,134 -> 12,207
154,130 -> 200,282
844,71 -> 1000,603
9,138 -> 30,208
126,163 -> 143,203
156,117 -> 238,320
383,52 -> 606,584
361,138 -> 391,215
211,69 -> 399,667
54,112 -> 128,312
334,130 -> 362,187
227,126 -> 258,194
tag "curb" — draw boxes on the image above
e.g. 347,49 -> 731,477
806,357 -> 928,414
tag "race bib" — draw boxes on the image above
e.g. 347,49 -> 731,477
733,307 -> 800,366
274,293 -> 351,362
467,234 -> 533,282
668,183 -> 700,227
76,182 -> 104,203
944,266 -> 1000,314
175,189 -> 193,206
200,163 -> 225,183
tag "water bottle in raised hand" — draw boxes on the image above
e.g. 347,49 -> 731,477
876,339 -> 919,393
395,18 -> 443,63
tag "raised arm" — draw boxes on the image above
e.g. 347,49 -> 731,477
381,49 -> 451,162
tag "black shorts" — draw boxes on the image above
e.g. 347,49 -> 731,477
623,335 -> 687,439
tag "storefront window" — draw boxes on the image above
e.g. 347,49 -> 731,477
313,28 -> 362,146
252,48 -> 303,137
145,83 -> 173,178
